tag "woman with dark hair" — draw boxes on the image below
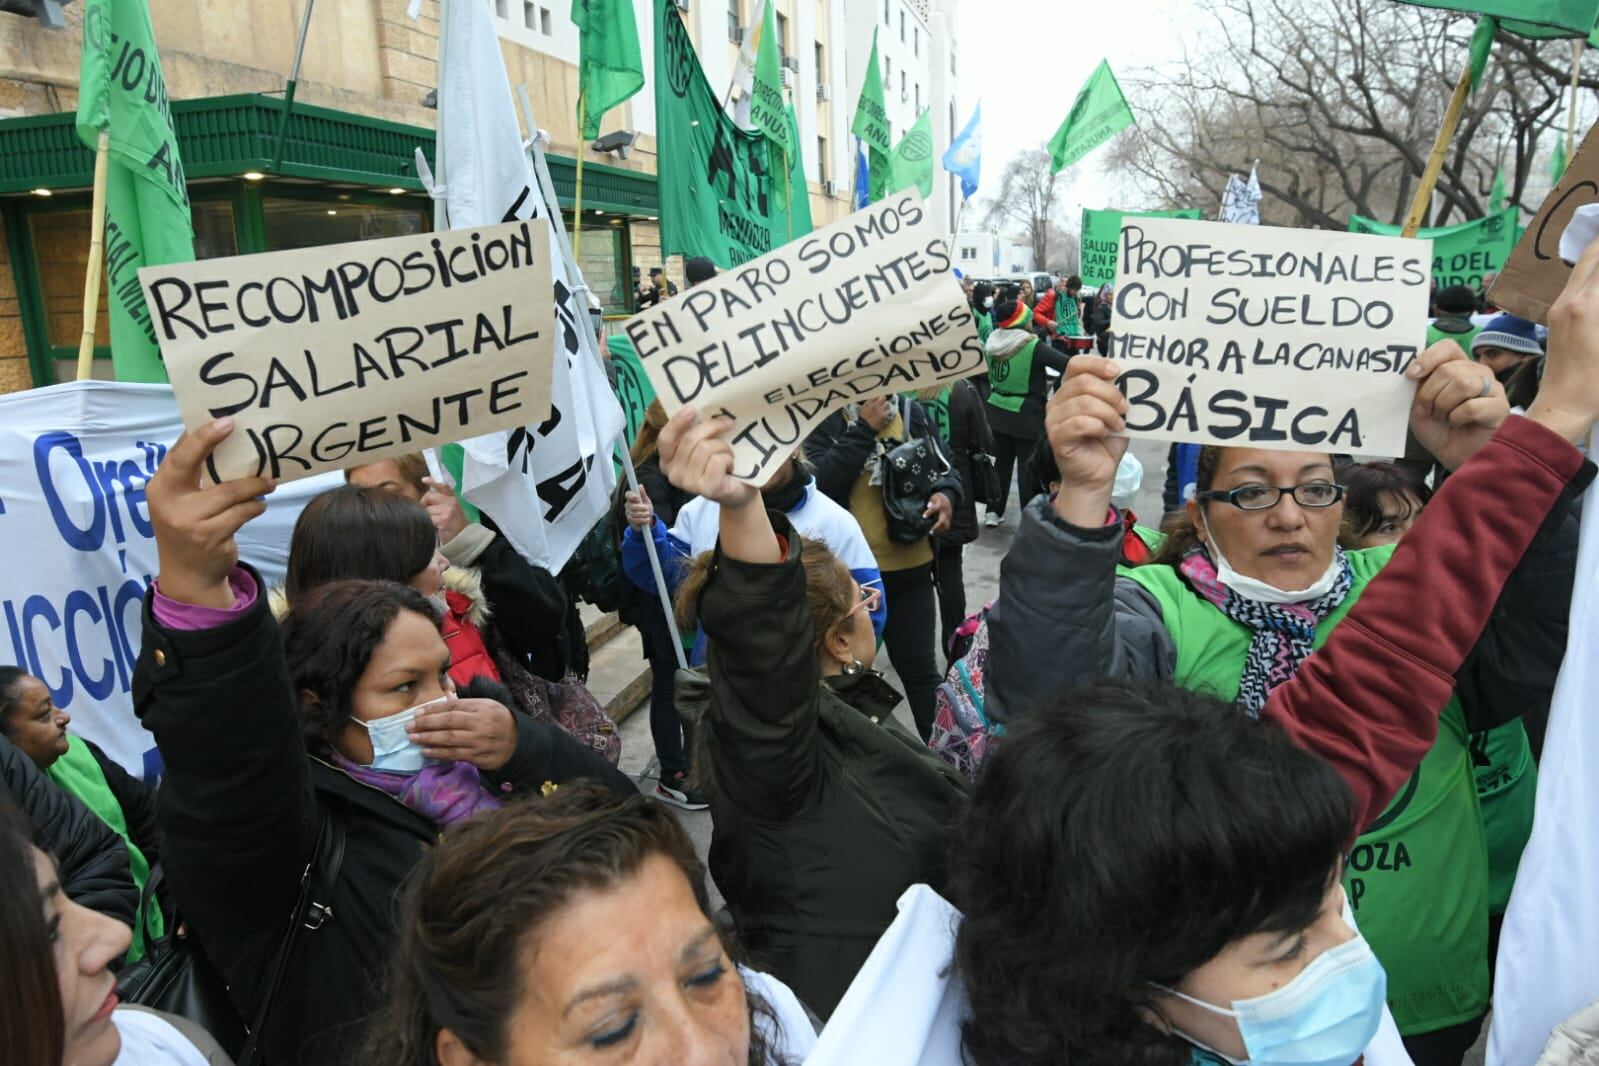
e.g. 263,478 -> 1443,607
1,668 -> 164,961
0,796 -> 230,1065
983,337 -> 1586,1065
286,485 -> 620,764
133,427 -> 633,1065
364,785 -> 814,1065
659,407 -> 970,1018
1338,461 -> 1433,550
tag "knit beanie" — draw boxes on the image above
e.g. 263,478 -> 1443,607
1472,314 -> 1544,358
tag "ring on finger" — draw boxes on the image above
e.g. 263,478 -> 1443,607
1479,377 -> 1493,398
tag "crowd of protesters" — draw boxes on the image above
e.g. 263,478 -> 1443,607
7,230 -> 1599,1066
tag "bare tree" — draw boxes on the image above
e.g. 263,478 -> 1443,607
978,148 -> 1075,269
1105,0 -> 1583,228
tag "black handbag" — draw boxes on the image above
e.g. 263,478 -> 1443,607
968,449 -> 1004,510
878,397 -> 952,544
117,805 -> 347,1066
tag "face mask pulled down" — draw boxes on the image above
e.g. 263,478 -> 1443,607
1200,512 -> 1340,606
353,694 -> 452,774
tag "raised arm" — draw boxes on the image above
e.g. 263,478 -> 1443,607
660,409 -> 824,821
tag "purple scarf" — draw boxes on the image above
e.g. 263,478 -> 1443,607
325,750 -> 503,827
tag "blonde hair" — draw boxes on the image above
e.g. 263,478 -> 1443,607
674,534 -> 858,662
629,400 -> 670,466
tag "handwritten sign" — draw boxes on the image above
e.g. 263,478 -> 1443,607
1108,218 -> 1429,457
623,192 -> 983,482
138,219 -> 555,483
1492,124 -> 1599,325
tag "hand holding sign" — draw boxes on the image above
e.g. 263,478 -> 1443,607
1530,236 -> 1599,444
147,418 -> 276,610
1406,343 -> 1508,472
659,407 -> 760,511
1045,356 -> 1131,529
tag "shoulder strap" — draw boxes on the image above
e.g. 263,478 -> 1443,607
236,801 -> 348,1066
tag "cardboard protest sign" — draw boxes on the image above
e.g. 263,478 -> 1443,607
1491,124 -> 1599,324
138,219 -> 555,482
1108,218 -> 1429,456
623,192 -> 983,483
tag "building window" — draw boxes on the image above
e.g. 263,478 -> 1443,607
884,56 -> 890,83
914,84 -> 920,111
495,0 -> 508,18
900,71 -> 906,99
523,1 -> 535,30
961,245 -> 978,259
540,6 -> 551,33
818,135 -> 829,183
899,10 -> 905,40
263,195 -> 426,252
815,41 -> 825,82
775,11 -> 788,64
914,26 -> 919,55
727,0 -> 740,44
884,0 -> 889,25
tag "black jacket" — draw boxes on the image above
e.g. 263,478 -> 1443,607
937,380 -> 994,547
132,567 -> 634,1066
803,401 -> 963,513
474,515 -> 587,682
1,733 -> 136,926
682,514 -> 971,1018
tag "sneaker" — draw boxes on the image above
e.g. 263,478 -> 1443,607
655,770 -> 709,811
984,510 -> 1003,528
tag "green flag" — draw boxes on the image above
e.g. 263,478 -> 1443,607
784,105 -> 814,236
1047,60 -> 1136,174
654,0 -> 809,265
573,0 -> 645,139
1552,137 -> 1570,182
75,0 -> 193,383
1391,0 -> 1599,37
748,0 -> 791,154
852,28 -> 892,155
887,110 -> 935,198
1079,207 -> 1201,289
1488,166 -> 1507,212
1349,207 -> 1519,289
1467,15 -> 1497,91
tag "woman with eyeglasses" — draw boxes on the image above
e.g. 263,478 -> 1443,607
661,406 -> 970,1022
982,345 -> 1581,1066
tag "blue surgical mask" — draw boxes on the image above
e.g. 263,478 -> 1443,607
353,694 -> 451,774
1160,936 -> 1387,1066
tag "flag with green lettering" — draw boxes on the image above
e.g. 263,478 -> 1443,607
1349,207 -> 1518,289
749,0 -> 790,154
1047,60 -> 1136,174
75,0 -> 193,383
1391,0 -> 1599,37
852,28 -> 892,203
1079,207 -> 1201,289
654,0 -> 808,266
573,0 -> 645,138
888,109 -> 935,198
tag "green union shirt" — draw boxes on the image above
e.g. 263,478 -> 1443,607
1126,545 -> 1491,1035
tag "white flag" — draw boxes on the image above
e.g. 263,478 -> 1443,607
1219,163 -> 1263,225
728,0 -> 767,127
1488,484 -> 1599,1065
429,0 -> 624,571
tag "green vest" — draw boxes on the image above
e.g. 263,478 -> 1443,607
1427,322 -> 1481,353
1055,292 -> 1083,337
907,386 -> 952,444
48,737 -> 164,961
1126,549 -> 1490,1035
1472,719 -> 1537,914
975,310 -> 993,344
986,337 -> 1037,414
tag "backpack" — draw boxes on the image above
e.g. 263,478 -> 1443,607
563,512 -> 624,613
929,603 -> 1005,782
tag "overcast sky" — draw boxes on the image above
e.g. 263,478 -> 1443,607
955,0 -> 1205,227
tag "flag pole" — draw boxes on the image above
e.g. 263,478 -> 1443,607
574,94 -> 587,260
518,84 -> 689,671
76,131 -> 110,381
1568,38 -> 1583,158
1402,58 -> 1473,238
269,0 -> 318,172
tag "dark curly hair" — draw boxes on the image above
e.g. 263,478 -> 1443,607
362,784 -> 797,1066
285,484 -> 438,605
1337,461 -> 1432,546
0,796 -> 62,1066
950,680 -> 1354,1066
280,579 -> 440,746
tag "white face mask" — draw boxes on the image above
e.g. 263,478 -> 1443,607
1113,452 -> 1145,501
983,296 -> 994,309
1199,512 -> 1340,606
353,694 -> 452,774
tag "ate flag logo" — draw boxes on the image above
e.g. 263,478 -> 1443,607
663,7 -> 697,98
899,128 -> 932,163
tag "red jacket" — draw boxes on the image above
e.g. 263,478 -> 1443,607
440,589 -> 499,689
1030,289 -> 1059,333
1263,416 -> 1589,834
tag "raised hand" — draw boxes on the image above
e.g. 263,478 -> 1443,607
1406,341 -> 1509,471
146,418 -> 275,609
420,476 -> 470,544
1530,235 -> 1599,443
657,407 -> 759,510
1046,356 -> 1131,528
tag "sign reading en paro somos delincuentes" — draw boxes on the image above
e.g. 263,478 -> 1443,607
625,192 -> 984,483
139,219 -> 556,483
1108,218 -> 1431,457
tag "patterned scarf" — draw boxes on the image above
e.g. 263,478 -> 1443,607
325,749 -> 503,827
1178,545 -> 1354,717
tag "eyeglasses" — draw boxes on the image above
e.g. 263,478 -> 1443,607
1197,482 -> 1345,511
845,583 -> 883,619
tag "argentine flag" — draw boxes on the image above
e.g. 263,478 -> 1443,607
942,103 -> 982,201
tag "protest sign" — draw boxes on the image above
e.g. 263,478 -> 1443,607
1349,207 -> 1518,290
623,191 -> 984,483
1491,123 -> 1599,324
1080,207 -> 1202,289
1107,217 -> 1429,456
138,219 -> 556,484
0,381 -> 333,776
